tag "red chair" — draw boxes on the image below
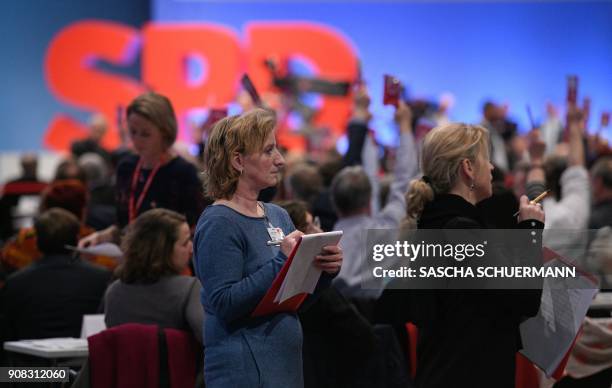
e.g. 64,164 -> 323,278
405,322 -> 418,379
87,323 -> 200,388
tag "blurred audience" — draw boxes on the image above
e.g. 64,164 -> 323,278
331,100 -> 418,314
525,107 -> 590,257
481,101 -> 510,171
1,180 -> 118,274
589,157 -> 612,229
539,102 -> 564,156
54,158 -> 87,182
311,152 -> 344,232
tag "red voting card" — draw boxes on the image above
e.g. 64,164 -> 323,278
383,74 -> 402,106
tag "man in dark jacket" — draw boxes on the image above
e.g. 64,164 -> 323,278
0,208 -> 110,340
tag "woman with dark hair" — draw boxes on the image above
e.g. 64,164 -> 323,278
78,92 -> 204,248
193,108 -> 342,387
104,208 -> 203,342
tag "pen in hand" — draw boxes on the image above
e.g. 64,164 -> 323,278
513,190 -> 550,217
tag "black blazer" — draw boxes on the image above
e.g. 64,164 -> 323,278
0,254 -> 111,340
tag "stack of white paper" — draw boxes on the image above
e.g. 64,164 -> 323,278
29,338 -> 88,351
275,231 -> 343,303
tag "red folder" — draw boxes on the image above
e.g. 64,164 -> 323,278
251,237 -> 308,317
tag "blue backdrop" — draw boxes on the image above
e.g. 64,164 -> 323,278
153,0 -> 612,145
0,0 -> 149,151
0,1 -> 610,151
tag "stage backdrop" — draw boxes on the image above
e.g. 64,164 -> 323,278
0,0 -> 150,152
1,0 -> 610,152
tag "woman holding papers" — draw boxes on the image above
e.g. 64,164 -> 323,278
385,123 -> 545,388
193,108 -> 342,388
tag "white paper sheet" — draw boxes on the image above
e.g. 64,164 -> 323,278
274,231 -> 343,303
66,243 -> 123,258
80,314 -> 107,338
520,260 -> 598,377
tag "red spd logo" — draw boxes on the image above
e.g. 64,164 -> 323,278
44,20 -> 358,152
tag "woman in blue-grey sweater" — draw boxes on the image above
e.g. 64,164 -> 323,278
193,108 -> 343,387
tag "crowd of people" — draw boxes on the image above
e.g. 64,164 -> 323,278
0,81 -> 611,387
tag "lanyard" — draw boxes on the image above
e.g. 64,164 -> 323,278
259,201 -> 285,243
129,157 -> 163,223
258,202 -> 274,228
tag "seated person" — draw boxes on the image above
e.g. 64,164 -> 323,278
0,208 -> 111,340
77,152 -> 116,231
70,113 -> 112,163
275,200 -> 321,235
1,180 -> 118,274
0,153 -> 47,242
104,208 -> 204,343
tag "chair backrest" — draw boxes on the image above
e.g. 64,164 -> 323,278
87,323 -> 199,388
2,181 -> 47,196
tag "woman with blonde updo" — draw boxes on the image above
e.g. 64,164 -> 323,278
398,123 -> 545,388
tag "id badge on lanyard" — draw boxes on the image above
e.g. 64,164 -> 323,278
261,202 -> 284,244
266,225 -> 285,242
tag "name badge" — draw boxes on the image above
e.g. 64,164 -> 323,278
267,227 -> 285,242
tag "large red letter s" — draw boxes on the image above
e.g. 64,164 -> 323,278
45,20 -> 144,151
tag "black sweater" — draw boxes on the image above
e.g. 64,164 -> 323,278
378,194 -> 544,388
115,154 -> 204,228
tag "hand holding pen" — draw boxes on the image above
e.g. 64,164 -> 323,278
269,230 -> 303,257
514,191 -> 548,222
